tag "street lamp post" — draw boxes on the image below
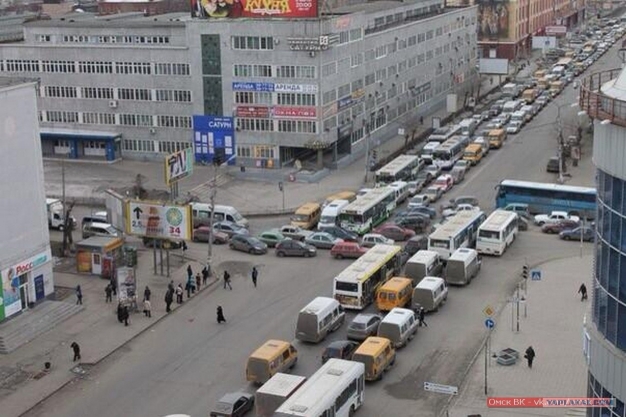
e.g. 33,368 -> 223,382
206,154 -> 235,276
364,121 -> 371,183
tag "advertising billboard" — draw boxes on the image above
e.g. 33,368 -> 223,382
477,0 -> 511,41
478,58 -> 509,75
164,148 -> 194,186
236,106 -> 270,118
191,0 -> 317,19
126,201 -> 193,240
192,115 -> 236,165
272,106 -> 316,119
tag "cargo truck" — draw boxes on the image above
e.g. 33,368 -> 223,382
255,373 -> 306,417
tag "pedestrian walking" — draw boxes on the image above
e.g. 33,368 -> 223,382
418,307 -> 428,327
75,285 -> 83,305
202,266 -> 209,285
117,303 -> 124,323
176,284 -> 184,304
143,299 -> 152,318
168,280 -> 174,294
143,285 -> 151,302
70,342 -> 81,362
251,266 -> 258,288
105,284 -> 113,303
196,272 -> 202,290
524,346 -> 536,368
187,264 -> 193,280
121,305 -> 130,326
419,116 -> 424,125
110,277 -> 117,296
223,270 -> 232,290
165,289 -> 174,313
578,283 -> 588,301
217,306 -> 226,324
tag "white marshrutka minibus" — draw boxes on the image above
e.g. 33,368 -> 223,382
475,210 -> 519,256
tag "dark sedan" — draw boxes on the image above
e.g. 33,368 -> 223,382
541,219 -> 580,234
275,239 -> 317,257
322,225 -> 359,242
210,392 -> 254,417
229,235 -> 268,255
560,226 -> 594,242
321,340 -> 360,364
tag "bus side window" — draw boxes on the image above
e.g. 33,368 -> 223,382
226,214 -> 234,222
282,349 -> 290,360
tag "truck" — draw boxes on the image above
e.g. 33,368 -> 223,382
501,83 -> 521,99
255,373 -> 306,417
46,198 -> 77,230
521,88 -> 537,104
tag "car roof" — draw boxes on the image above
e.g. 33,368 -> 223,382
327,340 -> 355,349
353,313 -> 378,323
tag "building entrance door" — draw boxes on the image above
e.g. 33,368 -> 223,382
19,279 -> 30,310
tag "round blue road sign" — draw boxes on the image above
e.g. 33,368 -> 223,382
485,318 -> 495,329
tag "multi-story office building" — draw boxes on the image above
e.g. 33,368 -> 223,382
0,0 -> 478,168
0,77 -> 55,323
579,68 -> 626,415
472,0 -> 585,60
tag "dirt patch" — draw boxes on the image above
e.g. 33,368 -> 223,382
0,366 -> 33,395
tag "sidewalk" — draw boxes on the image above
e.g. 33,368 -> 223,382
447,254 -> 592,417
43,68 -> 525,216
0,250 -> 218,417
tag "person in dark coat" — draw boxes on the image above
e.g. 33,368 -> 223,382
70,342 -> 81,362
121,306 -> 130,326
105,284 -> 113,303
578,283 -> 588,301
251,267 -> 258,288
165,290 -> 174,313
217,306 -> 226,324
525,346 -> 536,368
223,270 -> 232,290
117,303 -> 124,323
110,277 -> 117,296
168,280 -> 175,294
143,286 -> 151,302
187,264 -> 193,280
75,285 -> 83,305
202,266 -> 209,285
418,307 -> 427,327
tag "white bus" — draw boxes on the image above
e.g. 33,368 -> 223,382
333,244 -> 403,310
428,210 -> 486,260
375,155 -> 421,184
476,210 -> 519,256
433,139 -> 464,170
274,359 -> 365,417
428,124 -> 462,143
339,188 -> 396,235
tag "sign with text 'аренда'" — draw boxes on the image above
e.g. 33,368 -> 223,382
126,201 -> 192,240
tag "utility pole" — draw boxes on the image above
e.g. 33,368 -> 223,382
207,163 -> 218,277
364,121 -> 370,183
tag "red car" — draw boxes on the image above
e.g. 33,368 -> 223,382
330,241 -> 369,259
541,219 -> 579,234
373,223 -> 416,241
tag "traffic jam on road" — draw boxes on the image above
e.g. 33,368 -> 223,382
187,22 -> 618,417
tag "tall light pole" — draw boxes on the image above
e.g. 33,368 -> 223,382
364,120 -> 371,183
206,154 -> 235,275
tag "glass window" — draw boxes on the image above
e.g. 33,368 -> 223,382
600,241 -> 610,290
610,211 -> 621,248
596,287 -> 608,337
608,248 -> 619,297
603,171 -> 613,206
618,303 -> 626,350
612,176 -> 623,213
602,209 -> 611,245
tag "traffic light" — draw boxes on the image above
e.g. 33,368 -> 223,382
522,264 -> 529,279
372,150 -> 378,161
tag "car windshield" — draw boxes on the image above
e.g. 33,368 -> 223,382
320,215 -> 335,223
292,214 -> 309,222
350,322 -> 367,330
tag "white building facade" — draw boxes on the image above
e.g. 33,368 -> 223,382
0,1 -> 479,168
0,78 -> 55,322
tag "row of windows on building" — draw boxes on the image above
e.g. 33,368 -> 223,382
322,43 -> 471,81
121,139 -> 277,160
0,60 -> 190,75
587,373 -> 625,417
236,118 -> 317,133
42,86 -> 192,102
38,34 -> 171,45
41,111 -> 192,128
366,6 -> 474,35
233,64 -> 316,79
234,92 -> 317,106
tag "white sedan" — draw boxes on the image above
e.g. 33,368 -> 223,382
506,121 -> 522,134
361,233 -> 394,248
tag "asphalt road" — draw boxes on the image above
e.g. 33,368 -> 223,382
32,47 -> 617,417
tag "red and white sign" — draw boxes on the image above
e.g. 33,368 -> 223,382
193,0 -> 317,18
545,26 -> 567,36
273,106 -> 317,119
487,397 -> 614,408
237,106 -> 270,118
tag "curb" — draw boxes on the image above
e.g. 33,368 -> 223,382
16,275 -> 220,417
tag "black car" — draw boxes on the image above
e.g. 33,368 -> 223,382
404,234 -> 429,256
322,226 -> 359,242
321,340 -> 360,363
395,215 -> 430,232
210,392 -> 255,417
275,239 -> 317,257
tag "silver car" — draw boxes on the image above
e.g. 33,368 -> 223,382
347,313 -> 382,341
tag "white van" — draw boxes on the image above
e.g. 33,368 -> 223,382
190,203 -> 249,229
420,142 -> 440,165
445,248 -> 481,285
502,100 -> 522,114
295,297 -> 345,343
404,250 -> 444,284
412,276 -> 448,312
318,199 -> 350,230
82,222 -> 119,239
389,181 -> 410,204
510,110 -> 526,125
377,307 -> 419,348
473,137 -> 490,156
459,118 -> 478,136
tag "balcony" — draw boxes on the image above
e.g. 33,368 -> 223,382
579,69 -> 626,128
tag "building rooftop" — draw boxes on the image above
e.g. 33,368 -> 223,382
25,11 -> 188,27
0,76 -> 37,90
601,67 -> 626,101
330,0 -> 405,14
